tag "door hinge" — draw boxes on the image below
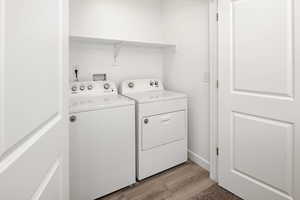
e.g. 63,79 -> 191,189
216,80 -> 219,89
216,147 -> 219,156
216,13 -> 219,21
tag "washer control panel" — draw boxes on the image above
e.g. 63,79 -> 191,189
70,81 -> 117,96
120,79 -> 164,94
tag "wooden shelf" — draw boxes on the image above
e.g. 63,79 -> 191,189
70,35 -> 176,48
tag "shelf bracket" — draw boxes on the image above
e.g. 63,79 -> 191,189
113,42 -> 122,66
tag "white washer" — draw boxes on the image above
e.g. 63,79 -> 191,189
69,81 -> 136,200
120,79 -> 188,180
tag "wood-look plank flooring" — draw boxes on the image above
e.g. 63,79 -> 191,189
99,161 -> 216,200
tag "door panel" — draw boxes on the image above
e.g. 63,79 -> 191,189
4,0 -> 61,151
232,0 -> 294,97
0,120 -> 63,199
142,111 -> 186,150
0,0 -> 69,199
219,0 -> 300,199
232,112 -> 293,194
36,161 -> 62,200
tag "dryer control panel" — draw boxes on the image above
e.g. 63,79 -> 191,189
120,79 -> 164,94
70,81 -> 117,96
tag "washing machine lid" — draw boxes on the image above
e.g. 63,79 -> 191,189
125,90 -> 187,104
69,95 -> 134,113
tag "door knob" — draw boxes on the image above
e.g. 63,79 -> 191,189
144,118 -> 149,124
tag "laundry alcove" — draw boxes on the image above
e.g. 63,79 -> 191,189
70,0 -> 210,172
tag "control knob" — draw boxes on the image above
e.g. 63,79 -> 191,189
79,85 -> 85,91
104,83 -> 110,90
128,82 -> 134,88
87,85 -> 93,90
71,86 -> 77,92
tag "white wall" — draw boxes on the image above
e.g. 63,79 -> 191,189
70,0 -> 163,42
70,0 -> 164,83
70,42 -> 163,84
162,0 -> 210,170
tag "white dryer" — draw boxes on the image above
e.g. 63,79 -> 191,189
120,79 -> 188,180
69,81 -> 135,200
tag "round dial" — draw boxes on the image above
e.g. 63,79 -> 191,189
71,86 -> 77,92
79,85 -> 85,91
87,85 -> 93,90
103,83 -> 110,90
128,82 -> 134,88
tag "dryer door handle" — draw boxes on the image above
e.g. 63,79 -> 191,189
161,115 -> 171,123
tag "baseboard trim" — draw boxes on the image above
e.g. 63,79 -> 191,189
188,150 -> 210,171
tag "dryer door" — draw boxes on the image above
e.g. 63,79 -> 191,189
142,111 -> 186,150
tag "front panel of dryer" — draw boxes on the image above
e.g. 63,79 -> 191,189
142,111 -> 186,150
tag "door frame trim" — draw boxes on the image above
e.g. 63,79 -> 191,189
0,0 -> 5,156
209,0 -> 219,182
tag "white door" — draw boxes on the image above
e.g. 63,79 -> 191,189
218,0 -> 300,200
0,0 -> 69,199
